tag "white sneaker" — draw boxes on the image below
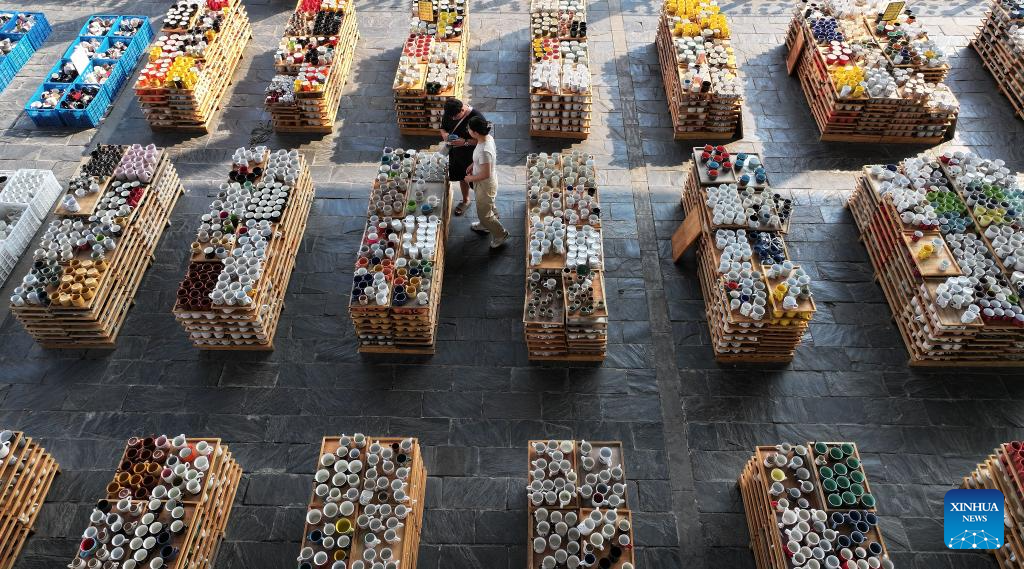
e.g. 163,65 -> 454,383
489,231 -> 510,249
471,222 -> 489,234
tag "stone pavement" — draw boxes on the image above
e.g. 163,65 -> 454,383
0,0 -> 1020,568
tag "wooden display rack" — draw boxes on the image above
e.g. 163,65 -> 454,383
785,15 -> 958,144
172,151 -> 315,350
523,153 -> 608,361
962,443 -> 1024,567
266,0 -> 360,133
0,432 -> 59,569
655,12 -> 742,141
971,0 -> 1024,121
134,0 -> 253,132
11,148 -> 185,348
848,160 -> 1024,366
526,441 -> 634,569
738,442 -> 891,569
528,1 -> 591,139
348,150 -> 454,355
394,21 -> 469,135
297,436 -> 427,569
671,149 -> 813,363
73,436 -> 242,569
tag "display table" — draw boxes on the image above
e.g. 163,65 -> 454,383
962,442 -> 1024,566
848,151 -> 1024,365
526,440 -> 635,569
393,0 -> 468,135
0,169 -> 62,287
173,148 -> 314,350
296,435 -> 427,569
25,14 -> 152,128
265,0 -> 360,133
10,145 -> 184,348
656,1 -> 742,140
528,0 -> 592,139
739,442 -> 894,569
71,435 -> 242,569
134,0 -> 252,131
348,147 -> 453,354
671,146 -> 812,363
0,431 -> 59,569
0,11 -> 51,94
971,0 -> 1024,120
786,3 -> 958,143
523,151 -> 607,361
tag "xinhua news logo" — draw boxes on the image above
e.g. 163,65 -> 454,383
944,489 -> 1004,550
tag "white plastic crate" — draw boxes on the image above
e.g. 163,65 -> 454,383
0,169 -> 62,220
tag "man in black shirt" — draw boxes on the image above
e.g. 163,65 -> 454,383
440,98 -> 484,216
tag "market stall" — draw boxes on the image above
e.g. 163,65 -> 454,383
348,147 -> 453,354
656,0 -> 742,140
671,146 -> 812,363
527,440 -> 635,569
524,151 -> 607,361
265,0 -> 360,133
529,0 -> 592,139
786,2 -> 958,143
10,144 -> 185,348
393,0 -> 469,135
173,147 -> 315,350
849,151 -> 1024,365
971,0 -> 1024,120
134,0 -> 252,131
69,435 -> 242,569
0,431 -> 59,569
739,441 -> 894,569
296,435 -> 427,569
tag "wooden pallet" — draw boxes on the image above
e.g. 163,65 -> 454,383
11,149 -> 184,348
71,436 -> 241,569
0,432 -> 59,569
394,27 -> 469,134
172,151 -> 314,350
971,1 -> 1024,121
786,15 -> 958,144
526,440 -> 634,569
528,4 -> 593,139
134,0 -> 253,132
672,151 -> 812,363
299,436 -> 426,569
848,159 -> 1024,366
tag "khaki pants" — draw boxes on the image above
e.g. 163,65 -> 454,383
474,177 -> 506,236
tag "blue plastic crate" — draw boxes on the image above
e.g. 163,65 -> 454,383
0,12 -> 51,50
44,58 -> 81,85
24,82 -> 66,127
58,84 -> 110,128
61,35 -> 108,61
77,15 -> 120,38
0,13 -> 49,93
90,58 -> 125,92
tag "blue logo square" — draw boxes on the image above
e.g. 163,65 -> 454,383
944,489 -> 1004,550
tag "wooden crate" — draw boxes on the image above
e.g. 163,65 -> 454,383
298,436 -> 427,569
70,435 -> 242,569
738,443 -> 891,569
526,440 -> 634,569
172,150 -> 315,350
656,14 -> 743,141
671,149 -> 813,363
971,0 -> 1024,121
786,15 -> 958,144
394,25 -> 470,135
848,157 -> 1024,366
11,147 -> 185,348
528,2 -> 593,139
0,432 -> 59,569
134,0 -> 253,132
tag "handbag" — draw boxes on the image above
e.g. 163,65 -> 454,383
439,114 -> 470,156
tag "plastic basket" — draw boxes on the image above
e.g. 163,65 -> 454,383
62,35 -> 108,60
0,201 -> 35,259
78,15 -> 120,38
24,82 -> 67,127
58,83 -> 111,128
1,169 -> 62,219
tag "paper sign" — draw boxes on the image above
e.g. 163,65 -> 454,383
881,1 -> 906,21
418,0 -> 434,22
70,48 -> 91,75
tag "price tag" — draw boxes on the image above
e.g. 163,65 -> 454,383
70,48 -> 90,75
881,1 -> 905,21
418,0 -> 434,22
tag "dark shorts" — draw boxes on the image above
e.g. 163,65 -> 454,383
448,148 -> 473,182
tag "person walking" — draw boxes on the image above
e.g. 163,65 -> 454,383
463,116 -> 509,248
439,98 -> 484,217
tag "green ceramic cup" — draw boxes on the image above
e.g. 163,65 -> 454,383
851,483 -> 864,497
841,443 -> 855,456
833,463 -> 848,476
819,466 -> 834,479
823,478 -> 838,493
862,494 -> 876,508
842,491 -> 857,505
814,442 -> 828,454
836,476 -> 850,490
829,447 -> 844,460
828,493 -> 843,507
846,457 -> 860,470
851,470 -> 865,484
